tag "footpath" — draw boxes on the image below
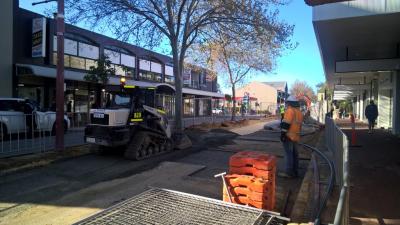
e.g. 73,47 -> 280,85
336,120 -> 400,225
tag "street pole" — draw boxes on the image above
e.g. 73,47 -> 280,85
55,0 -> 65,151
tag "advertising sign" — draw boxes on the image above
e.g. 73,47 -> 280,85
32,18 -> 46,57
183,68 -> 191,85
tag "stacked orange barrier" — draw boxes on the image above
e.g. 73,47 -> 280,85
224,151 -> 276,210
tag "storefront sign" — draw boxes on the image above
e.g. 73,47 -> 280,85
183,68 -> 191,85
32,18 -> 46,58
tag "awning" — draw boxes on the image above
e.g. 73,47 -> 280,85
16,64 -> 223,98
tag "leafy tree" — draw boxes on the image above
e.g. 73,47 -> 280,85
84,55 -> 116,86
65,0 -> 293,133
290,80 -> 316,102
189,22 -> 294,120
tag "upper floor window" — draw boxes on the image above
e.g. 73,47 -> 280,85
104,47 -> 136,77
165,65 -> 174,84
53,35 -> 99,70
138,59 -> 163,82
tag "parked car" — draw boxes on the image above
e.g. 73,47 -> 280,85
0,98 -> 70,139
212,108 -> 223,115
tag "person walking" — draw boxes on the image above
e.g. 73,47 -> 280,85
279,102 -> 285,122
365,100 -> 378,134
279,96 -> 304,178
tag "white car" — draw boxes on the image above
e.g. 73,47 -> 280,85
0,98 -> 70,138
212,108 -> 223,115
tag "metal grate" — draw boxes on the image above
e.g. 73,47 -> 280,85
74,188 -> 289,225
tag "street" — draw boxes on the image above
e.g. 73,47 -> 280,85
0,119 -> 320,225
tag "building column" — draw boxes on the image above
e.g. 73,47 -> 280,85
0,0 -> 14,97
392,71 -> 400,135
359,92 -> 363,121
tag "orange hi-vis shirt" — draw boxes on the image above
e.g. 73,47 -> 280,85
282,106 -> 303,142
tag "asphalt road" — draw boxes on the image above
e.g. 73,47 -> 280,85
0,120 -> 314,225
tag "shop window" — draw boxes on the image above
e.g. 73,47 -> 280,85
184,98 -> 194,116
121,54 -> 135,68
165,75 -> 175,84
85,59 -> 97,70
114,65 -> 125,76
104,49 -> 120,64
70,56 -> 85,70
53,53 -> 71,67
139,71 -> 162,82
79,42 -> 99,59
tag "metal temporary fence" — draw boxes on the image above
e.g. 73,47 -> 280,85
67,112 -> 89,128
74,188 -> 289,225
0,114 -> 85,158
325,117 -> 349,225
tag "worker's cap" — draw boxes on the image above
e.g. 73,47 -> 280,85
286,95 -> 299,102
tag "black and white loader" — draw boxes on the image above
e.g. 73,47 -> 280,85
84,79 -> 174,160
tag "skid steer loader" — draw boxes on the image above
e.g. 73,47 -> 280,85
84,79 -> 174,160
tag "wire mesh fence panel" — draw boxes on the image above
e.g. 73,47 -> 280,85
74,188 -> 289,225
0,113 -> 84,158
325,117 -> 350,225
68,112 -> 89,128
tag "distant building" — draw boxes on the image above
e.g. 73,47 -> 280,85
262,82 -> 288,103
235,81 -> 288,114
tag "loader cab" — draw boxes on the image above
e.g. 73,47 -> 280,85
102,85 -> 156,110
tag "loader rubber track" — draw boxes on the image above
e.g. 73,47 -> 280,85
124,130 -> 173,160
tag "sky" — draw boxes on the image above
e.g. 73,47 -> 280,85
20,0 -> 325,94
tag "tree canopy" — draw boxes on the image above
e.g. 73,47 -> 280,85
290,80 -> 316,102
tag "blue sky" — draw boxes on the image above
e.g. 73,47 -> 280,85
20,0 -> 325,93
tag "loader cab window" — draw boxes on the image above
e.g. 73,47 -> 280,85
105,93 -> 131,108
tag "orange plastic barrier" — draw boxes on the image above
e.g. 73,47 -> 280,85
223,174 -> 275,210
223,193 -> 274,211
224,174 -> 273,193
224,186 -> 272,201
229,151 -> 277,170
229,167 -> 276,180
224,151 -> 277,211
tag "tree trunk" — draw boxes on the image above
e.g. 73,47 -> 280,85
231,84 -> 236,121
173,49 -> 183,133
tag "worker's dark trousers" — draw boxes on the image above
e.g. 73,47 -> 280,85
283,140 -> 299,176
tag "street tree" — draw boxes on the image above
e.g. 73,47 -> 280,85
188,24 -> 294,120
290,80 -> 316,101
65,0 -> 293,134
84,55 -> 116,86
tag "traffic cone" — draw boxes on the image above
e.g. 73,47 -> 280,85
350,113 -> 361,147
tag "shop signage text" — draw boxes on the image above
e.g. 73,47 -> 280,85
32,17 -> 46,58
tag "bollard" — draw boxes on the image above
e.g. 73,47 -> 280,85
350,114 -> 356,146
350,114 -> 361,147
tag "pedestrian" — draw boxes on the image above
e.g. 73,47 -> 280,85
365,100 -> 378,134
279,102 -> 285,122
279,95 -> 304,178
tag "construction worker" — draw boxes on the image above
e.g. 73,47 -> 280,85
279,95 -> 304,178
279,101 -> 285,122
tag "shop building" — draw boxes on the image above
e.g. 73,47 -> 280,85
308,0 -> 400,134
0,0 -> 223,124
